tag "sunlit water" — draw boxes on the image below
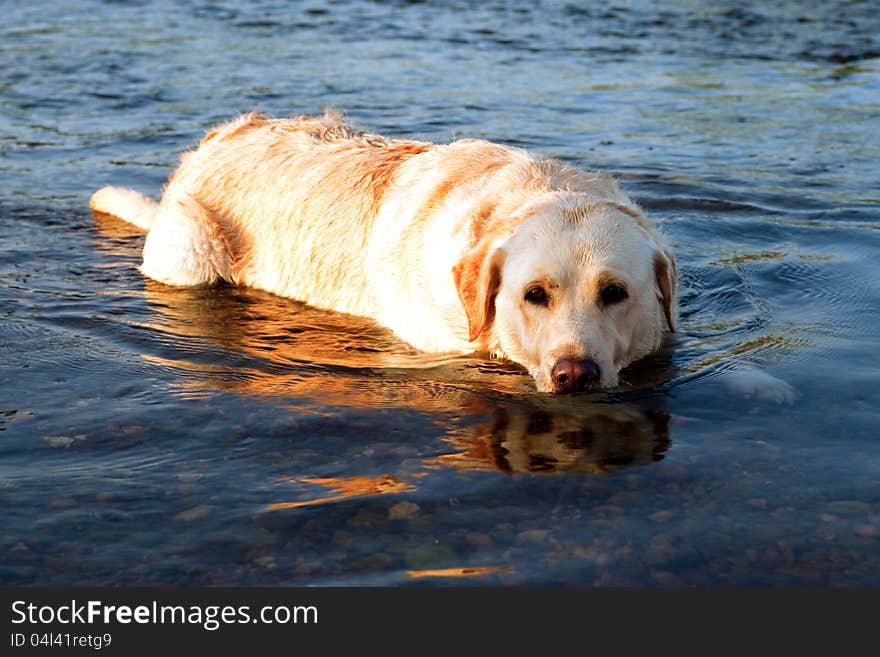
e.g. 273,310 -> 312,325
2,0 -> 879,585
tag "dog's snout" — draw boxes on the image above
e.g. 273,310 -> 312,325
551,358 -> 600,393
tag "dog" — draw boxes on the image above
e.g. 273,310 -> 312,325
90,111 -> 677,393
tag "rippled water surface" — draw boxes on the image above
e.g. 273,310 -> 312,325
2,1 -> 879,585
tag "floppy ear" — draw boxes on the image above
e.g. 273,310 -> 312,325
452,245 -> 506,342
653,248 -> 677,332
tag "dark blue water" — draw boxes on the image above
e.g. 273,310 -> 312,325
2,0 -> 879,585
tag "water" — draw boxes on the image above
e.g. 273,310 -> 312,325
2,0 -> 879,586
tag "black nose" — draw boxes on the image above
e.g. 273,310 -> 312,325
551,358 -> 600,393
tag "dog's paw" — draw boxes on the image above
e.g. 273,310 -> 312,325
724,366 -> 797,404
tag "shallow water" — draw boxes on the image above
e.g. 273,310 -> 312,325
2,0 -> 879,585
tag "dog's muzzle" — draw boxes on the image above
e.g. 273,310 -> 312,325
550,357 -> 600,393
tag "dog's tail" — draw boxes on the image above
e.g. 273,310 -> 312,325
89,186 -> 158,231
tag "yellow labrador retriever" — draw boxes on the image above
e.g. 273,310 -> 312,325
90,111 -> 676,393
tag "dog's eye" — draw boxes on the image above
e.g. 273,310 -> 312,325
524,286 -> 548,306
601,283 -> 628,306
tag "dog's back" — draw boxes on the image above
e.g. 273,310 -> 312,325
92,112 -> 434,314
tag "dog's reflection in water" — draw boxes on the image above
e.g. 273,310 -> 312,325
94,213 -> 673,478
432,400 -> 670,475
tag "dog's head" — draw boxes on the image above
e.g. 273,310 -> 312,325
453,193 -> 676,393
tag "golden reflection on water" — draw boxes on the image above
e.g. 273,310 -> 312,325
266,474 -> 415,510
406,565 -> 514,579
